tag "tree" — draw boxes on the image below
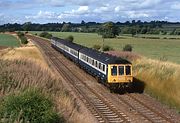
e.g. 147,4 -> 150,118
132,20 -> 136,24
17,32 -> 28,44
65,35 -> 74,42
61,24 -> 71,32
92,45 -> 101,50
102,45 -> 114,51
39,32 -> 52,39
99,22 -> 119,38
123,44 -> 133,52
81,20 -> 86,25
22,22 -> 32,31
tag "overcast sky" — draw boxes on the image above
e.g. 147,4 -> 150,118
0,0 -> 180,24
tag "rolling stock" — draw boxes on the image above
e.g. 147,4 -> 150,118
51,37 -> 133,91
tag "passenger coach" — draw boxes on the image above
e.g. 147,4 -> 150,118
51,37 -> 133,90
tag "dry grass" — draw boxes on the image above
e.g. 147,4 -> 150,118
0,40 -> 78,122
0,44 -> 90,122
0,46 -> 48,67
0,58 -> 81,122
108,51 -> 180,111
106,51 -> 141,61
133,58 -> 180,111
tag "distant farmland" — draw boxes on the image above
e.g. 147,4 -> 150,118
0,34 -> 20,47
30,31 -> 180,64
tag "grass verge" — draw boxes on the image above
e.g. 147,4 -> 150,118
0,59 -> 68,122
0,34 -> 20,47
0,44 -> 92,122
133,58 -> 180,112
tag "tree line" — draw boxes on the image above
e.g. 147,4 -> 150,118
1,20 -> 180,38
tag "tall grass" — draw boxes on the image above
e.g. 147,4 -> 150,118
133,58 -> 180,112
0,58 -> 82,122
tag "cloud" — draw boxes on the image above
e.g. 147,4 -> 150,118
1,0 -> 180,24
25,10 -> 58,19
126,11 -> 150,18
94,5 -> 111,13
72,6 -> 89,14
171,2 -> 180,9
25,6 -> 90,22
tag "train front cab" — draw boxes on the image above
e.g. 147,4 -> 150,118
107,64 -> 133,89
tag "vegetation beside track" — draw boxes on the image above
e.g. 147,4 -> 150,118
108,50 -> 180,112
31,33 -> 180,112
0,33 -> 20,47
0,42 -> 82,122
133,58 -> 180,112
30,31 -> 180,64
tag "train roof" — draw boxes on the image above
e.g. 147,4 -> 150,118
52,37 -> 84,50
79,48 -> 131,64
52,37 -> 131,64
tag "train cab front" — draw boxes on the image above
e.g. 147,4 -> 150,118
107,64 -> 133,89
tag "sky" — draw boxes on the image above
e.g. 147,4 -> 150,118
0,0 -> 180,24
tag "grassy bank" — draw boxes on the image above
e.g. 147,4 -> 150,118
0,34 -> 20,47
0,59 -> 67,122
0,46 -> 47,66
0,45 -> 87,122
133,58 -> 180,112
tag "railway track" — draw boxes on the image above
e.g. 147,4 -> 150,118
27,35 -> 180,123
27,35 -> 130,123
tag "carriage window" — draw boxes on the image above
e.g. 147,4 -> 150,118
99,63 -> 101,69
126,66 -> 131,75
85,56 -> 87,61
87,57 -> 89,62
95,61 -> 98,67
111,66 -> 117,76
92,60 -> 94,65
103,65 -> 105,71
119,66 -> 124,75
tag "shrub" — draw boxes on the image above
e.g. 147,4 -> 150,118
159,55 -> 168,62
39,32 -> 52,39
17,31 -> 24,37
123,44 -> 133,52
102,45 -> 113,51
20,36 -> 28,44
0,89 -> 59,123
92,44 -> 101,50
65,35 -> 74,42
17,31 -> 28,44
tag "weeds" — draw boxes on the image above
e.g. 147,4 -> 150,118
0,59 -> 75,122
133,58 -> 180,111
0,88 -> 60,123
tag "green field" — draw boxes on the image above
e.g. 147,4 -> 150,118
30,31 -> 180,64
0,34 -> 20,47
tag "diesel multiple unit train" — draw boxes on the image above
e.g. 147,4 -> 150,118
51,37 -> 133,90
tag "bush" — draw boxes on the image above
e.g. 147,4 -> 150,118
102,45 -> 113,51
0,89 -> 60,123
17,31 -> 24,37
20,36 -> 28,44
17,31 -> 28,44
65,35 -> 74,42
39,32 -> 52,39
123,44 -> 133,52
92,45 -> 101,50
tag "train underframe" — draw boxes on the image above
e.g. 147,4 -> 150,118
107,82 -> 134,93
